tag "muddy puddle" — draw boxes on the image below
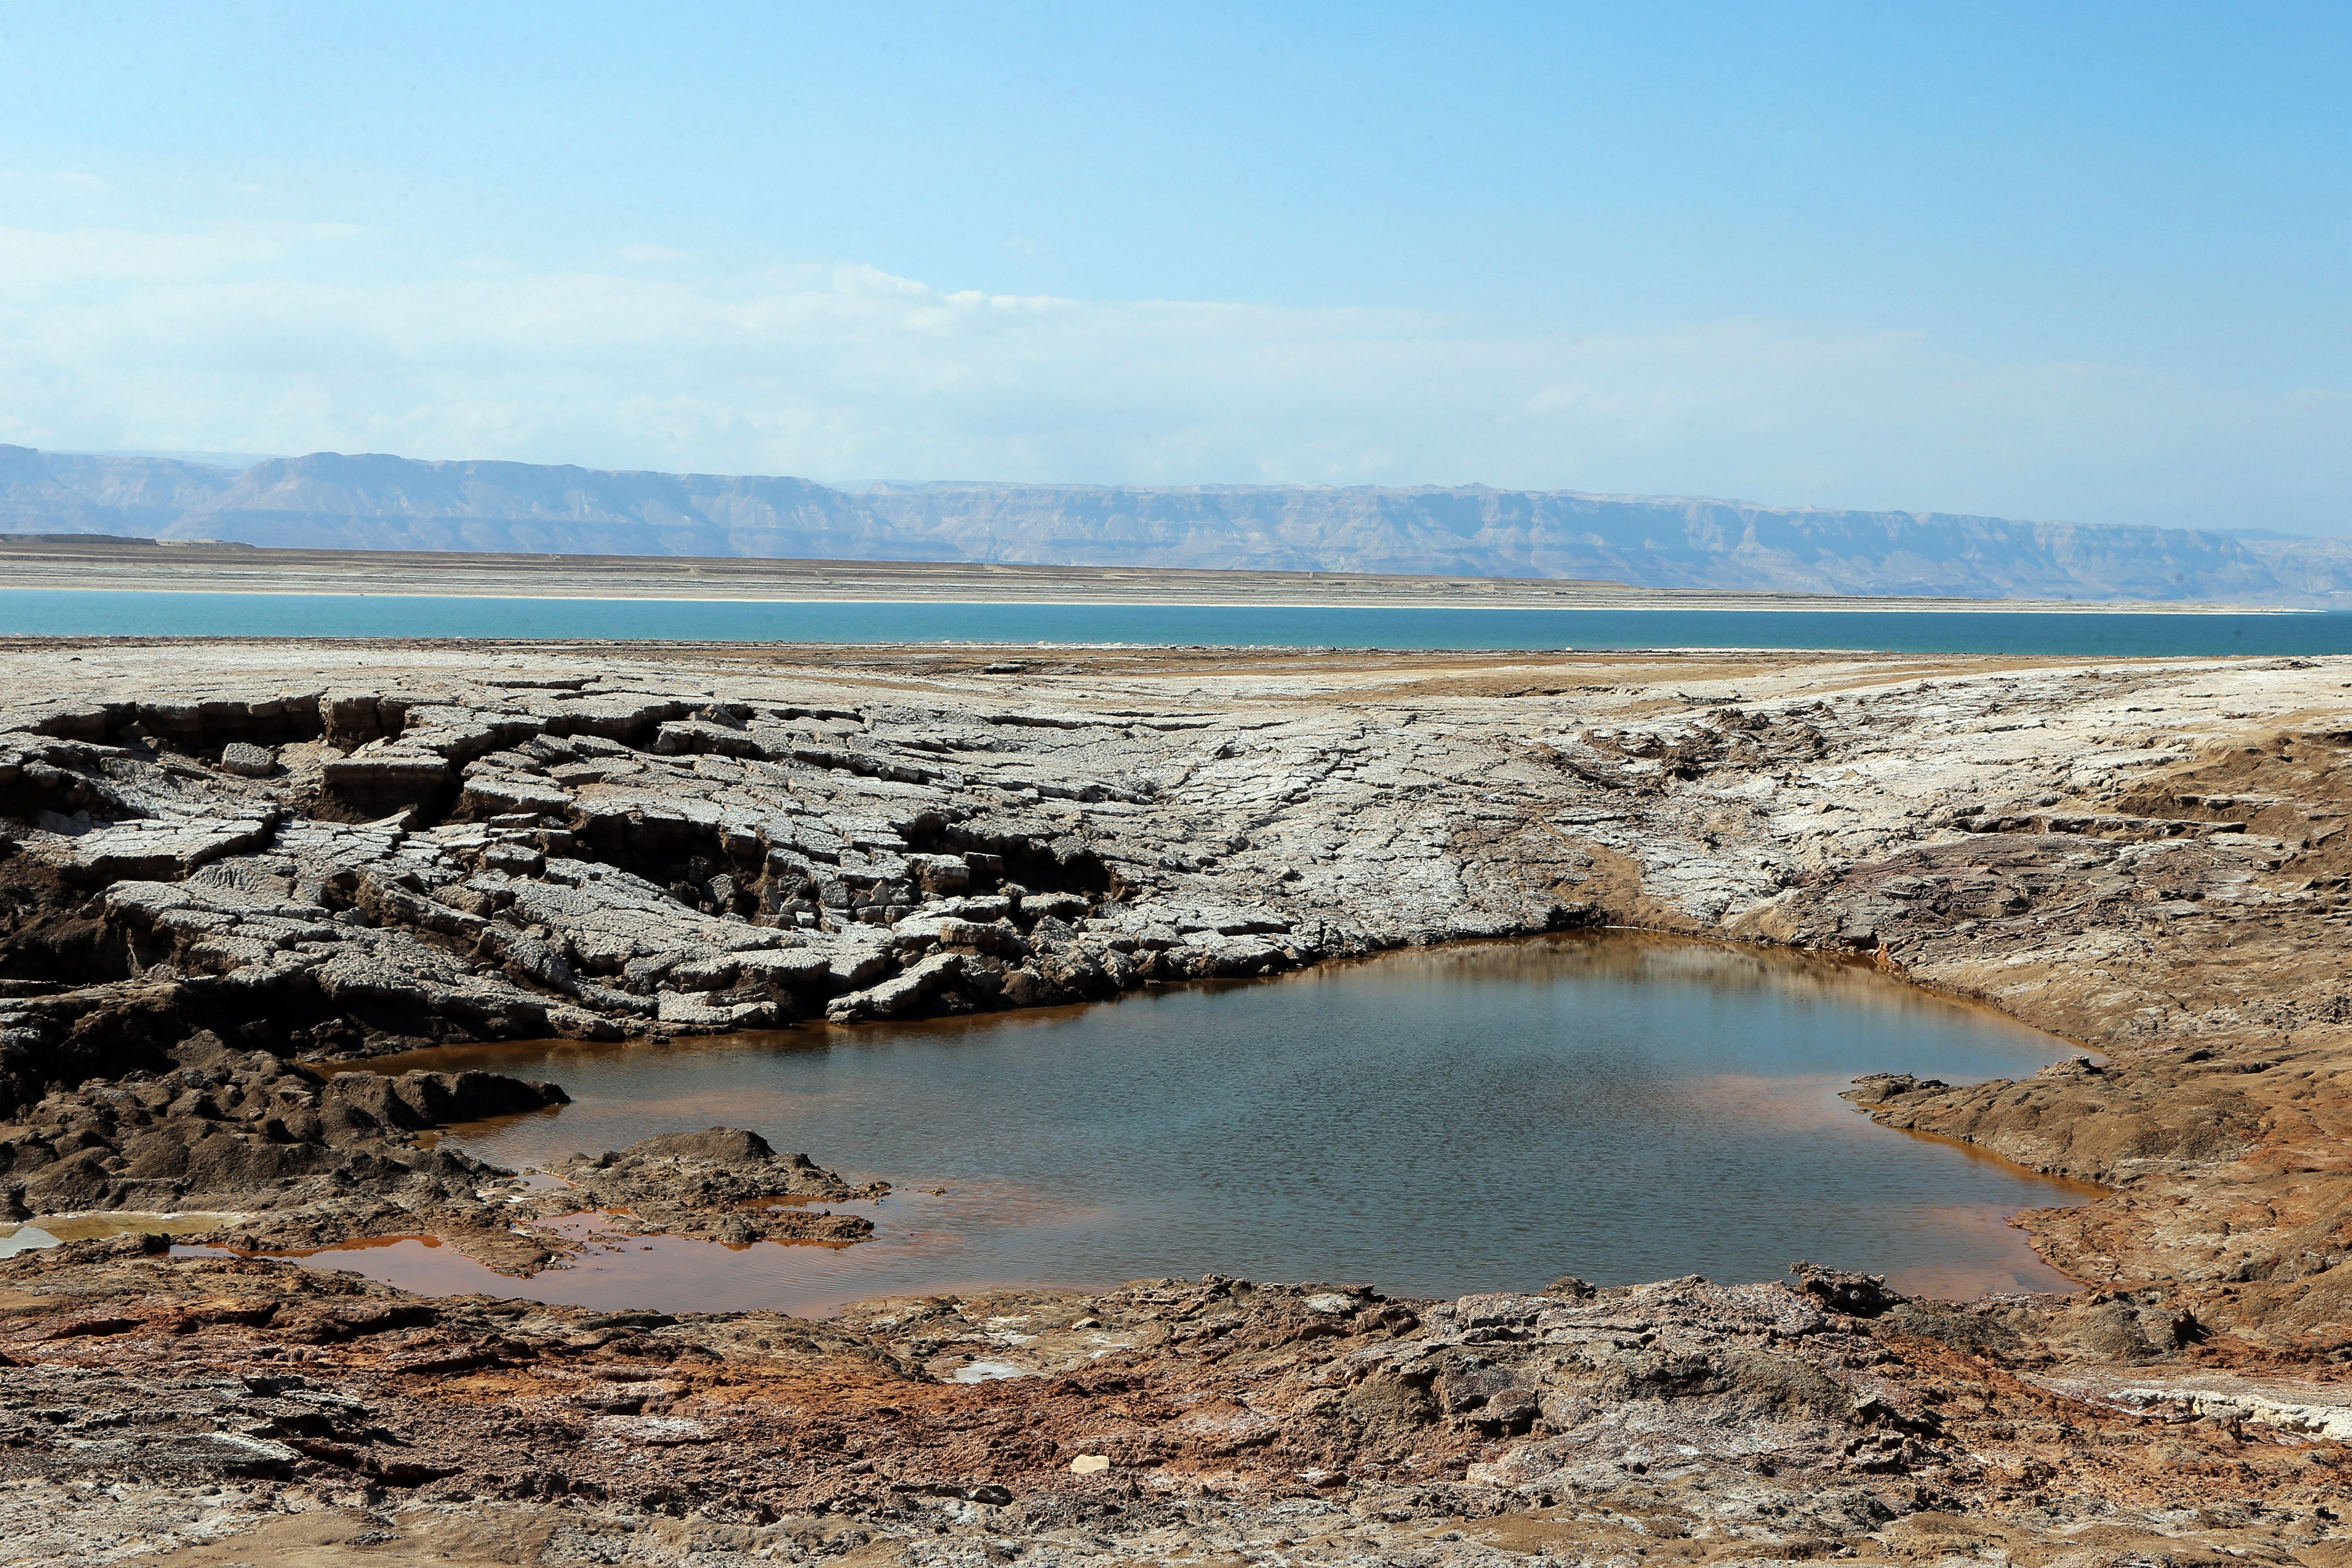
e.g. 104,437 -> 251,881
264,934 -> 2098,1314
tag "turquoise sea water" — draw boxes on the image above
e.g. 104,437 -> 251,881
2,589 -> 2350,655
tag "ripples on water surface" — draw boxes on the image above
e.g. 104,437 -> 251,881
328,935 -> 2097,1316
5,590 -> 2350,655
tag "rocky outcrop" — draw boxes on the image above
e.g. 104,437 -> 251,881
0,1026 -> 574,1254
0,668 -> 1457,1100
547,1128 -> 884,1246
0,1022 -> 887,1265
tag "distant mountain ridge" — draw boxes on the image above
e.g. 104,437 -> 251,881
2,444 -> 2345,606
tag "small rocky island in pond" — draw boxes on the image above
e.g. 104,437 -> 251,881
4,639 -> 2350,1564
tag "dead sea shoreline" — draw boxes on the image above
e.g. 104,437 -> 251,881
4,638 -> 2350,1565
0,534 -> 2298,611
3,589 -> 2304,615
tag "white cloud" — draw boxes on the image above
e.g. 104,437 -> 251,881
0,222 -> 361,287
0,222 -> 2343,530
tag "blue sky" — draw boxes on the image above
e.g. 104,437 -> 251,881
1,2 -> 2346,531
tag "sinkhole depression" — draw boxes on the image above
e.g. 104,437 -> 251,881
299,934 -> 2097,1317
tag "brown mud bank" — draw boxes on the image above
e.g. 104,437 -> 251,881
0,1021 -> 882,1275
3,639 -> 2352,1562
5,1238 -> 2346,1568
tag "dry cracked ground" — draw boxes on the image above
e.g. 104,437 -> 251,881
1,637 -> 2351,1567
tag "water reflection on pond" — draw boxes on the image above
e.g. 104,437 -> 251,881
342,934 -> 2098,1315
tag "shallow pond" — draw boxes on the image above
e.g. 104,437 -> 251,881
302,934 -> 2100,1316
1,1211 -> 237,1258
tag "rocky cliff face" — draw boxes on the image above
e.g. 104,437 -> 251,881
0,447 -> 242,537
4,445 -> 2348,604
859,482 -> 2343,602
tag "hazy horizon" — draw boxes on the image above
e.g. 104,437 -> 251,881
19,444 -> 2342,542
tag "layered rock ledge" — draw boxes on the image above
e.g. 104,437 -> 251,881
3,637 -> 2351,1564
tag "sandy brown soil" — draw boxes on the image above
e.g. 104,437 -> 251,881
0,534 -> 2267,609
2,638 -> 2350,1564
